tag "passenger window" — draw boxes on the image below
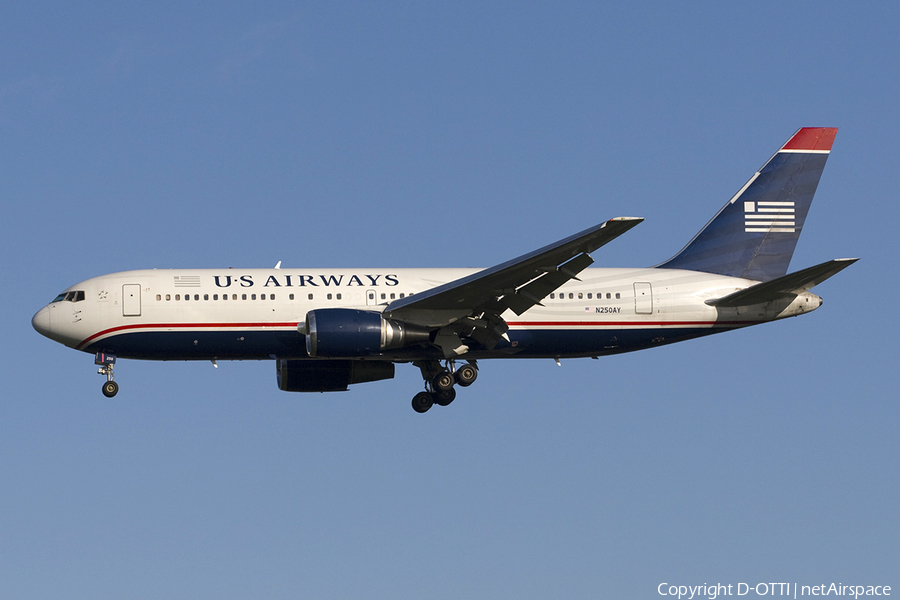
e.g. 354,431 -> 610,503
222,294 -> 227,301
399,293 -> 405,299
289,294 -> 295,300
213,294 -> 218,300
166,294 -> 171,301
578,293 -> 583,299
336,293 -> 342,300
606,293 -> 611,299
381,293 -> 386,300
232,294 -> 237,300
260,294 -> 265,300
251,294 -> 257,300
568,293 -> 574,299
242,294 -> 247,300
308,294 -> 313,300
587,293 -> 592,299
390,293 -> 395,300
368,292 -> 375,300
204,294 -> 209,301
194,294 -> 200,301
550,293 -> 555,299
156,294 -> 161,301
175,294 -> 181,301
270,294 -> 275,300
327,293 -> 332,300
616,292 -> 621,299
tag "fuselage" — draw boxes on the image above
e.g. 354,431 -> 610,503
31,267 -> 822,362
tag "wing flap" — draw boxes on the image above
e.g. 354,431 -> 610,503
706,258 -> 858,307
503,253 -> 594,315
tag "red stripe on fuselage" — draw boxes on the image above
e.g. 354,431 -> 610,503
77,322 -> 299,350
78,319 -> 757,351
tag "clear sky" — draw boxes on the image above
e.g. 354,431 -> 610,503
2,2 -> 897,598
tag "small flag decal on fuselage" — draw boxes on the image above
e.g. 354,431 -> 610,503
744,201 -> 796,233
174,275 -> 202,287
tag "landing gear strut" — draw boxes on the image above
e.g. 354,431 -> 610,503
96,353 -> 119,398
410,359 -> 477,413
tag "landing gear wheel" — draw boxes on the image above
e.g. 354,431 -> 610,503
102,380 -> 119,398
434,387 -> 456,407
455,364 -> 478,387
411,391 -> 434,413
432,371 -> 455,392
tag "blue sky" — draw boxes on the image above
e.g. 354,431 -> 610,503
2,2 -> 897,598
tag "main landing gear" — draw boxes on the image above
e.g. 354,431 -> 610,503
95,352 -> 119,398
410,360 -> 478,413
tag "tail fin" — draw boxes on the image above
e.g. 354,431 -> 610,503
657,127 -> 838,281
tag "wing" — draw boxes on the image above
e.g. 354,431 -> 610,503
384,216 -> 643,356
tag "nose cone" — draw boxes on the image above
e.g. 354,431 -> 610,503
32,305 -> 51,338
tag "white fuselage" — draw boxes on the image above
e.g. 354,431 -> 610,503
32,267 -> 821,362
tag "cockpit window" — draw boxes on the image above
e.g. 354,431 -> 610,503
52,290 -> 85,303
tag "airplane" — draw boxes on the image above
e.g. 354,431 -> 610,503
32,127 -> 857,413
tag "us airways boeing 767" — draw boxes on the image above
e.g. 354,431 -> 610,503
33,127 -> 856,412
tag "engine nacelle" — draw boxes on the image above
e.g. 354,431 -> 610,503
305,308 -> 431,358
276,359 -> 395,392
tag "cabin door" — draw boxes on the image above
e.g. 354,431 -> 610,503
123,284 -> 141,317
634,282 -> 653,314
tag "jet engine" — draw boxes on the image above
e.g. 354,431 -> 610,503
304,308 -> 432,358
276,359 -> 395,392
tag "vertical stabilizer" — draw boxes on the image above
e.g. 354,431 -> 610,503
657,127 -> 837,281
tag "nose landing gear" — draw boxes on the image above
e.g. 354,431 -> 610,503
95,353 -> 119,397
410,359 -> 477,413
102,380 -> 119,398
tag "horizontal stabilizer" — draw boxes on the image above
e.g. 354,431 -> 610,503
706,258 -> 858,307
